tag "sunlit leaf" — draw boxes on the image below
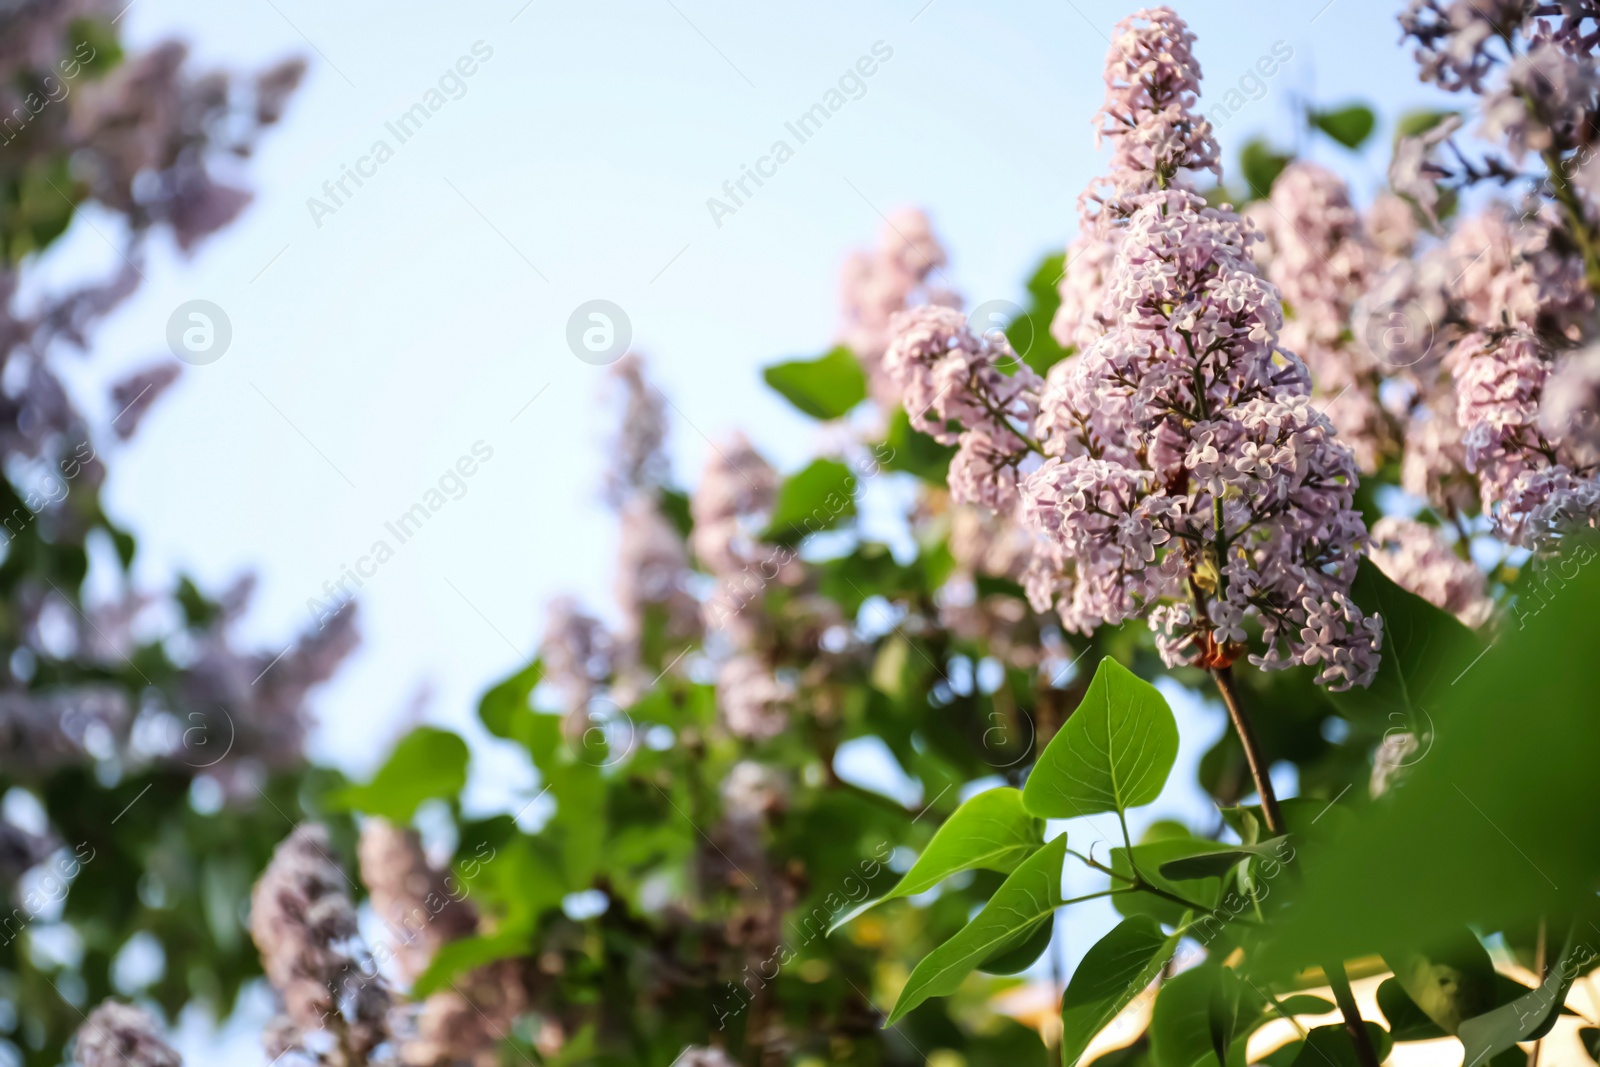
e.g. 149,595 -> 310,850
831,787 -> 1043,931
1061,915 -> 1183,1067
331,726 -> 469,822
761,458 -> 856,544
1023,657 -> 1178,818
886,835 -> 1067,1023
1385,928 -> 1497,1035
762,346 -> 867,420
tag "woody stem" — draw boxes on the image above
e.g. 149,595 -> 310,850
1210,665 -> 1379,1067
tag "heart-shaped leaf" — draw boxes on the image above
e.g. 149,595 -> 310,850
1023,657 -> 1178,819
331,726 -> 469,822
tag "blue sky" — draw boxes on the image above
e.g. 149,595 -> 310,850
37,1 -> 1456,1054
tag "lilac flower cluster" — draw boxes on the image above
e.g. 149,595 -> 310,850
1454,330 -> 1600,545
250,824 -> 392,1063
74,1001 -> 182,1067
1031,191 -> 1380,688
884,305 -> 1042,512
838,208 -> 959,408
887,9 -> 1382,690
357,820 -> 527,1067
1388,0 -> 1600,547
690,434 -> 800,740
1052,6 -> 1221,352
1255,162 -> 1394,472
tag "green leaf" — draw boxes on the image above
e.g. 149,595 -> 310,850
67,17 -> 124,77
882,407 -> 957,482
1012,252 -> 1073,377
886,835 -> 1067,1023
1580,1026 -> 1599,1062
1157,837 -> 1292,882
1149,962 -> 1252,1067
1460,931 -> 1594,1066
977,915 -> 1055,975
1330,557 -> 1481,726
477,660 -> 544,742
1288,1024 -> 1392,1067
830,787 -> 1043,931
1238,139 -> 1293,200
1309,103 -> 1377,150
1061,916 -> 1183,1067
760,458 -> 856,545
1110,839 -> 1222,929
1023,657 -> 1178,819
659,487 -> 693,539
1384,928 -> 1498,1035
411,928 -> 534,997
1256,538 -> 1600,976
332,726 -> 469,822
1395,108 -> 1458,141
1377,977 -> 1447,1042
1271,995 -> 1337,1017
762,346 -> 867,420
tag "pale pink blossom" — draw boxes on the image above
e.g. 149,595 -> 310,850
250,824 -> 391,1061
884,305 -> 1042,511
1369,516 -> 1493,626
1453,329 -> 1600,545
1052,7 -> 1220,351
75,1002 -> 181,1067
1030,190 -> 1381,689
716,655 -> 791,740
1259,162 -> 1392,471
1541,344 -> 1600,457
839,208 -> 960,407
1388,115 -> 1462,227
